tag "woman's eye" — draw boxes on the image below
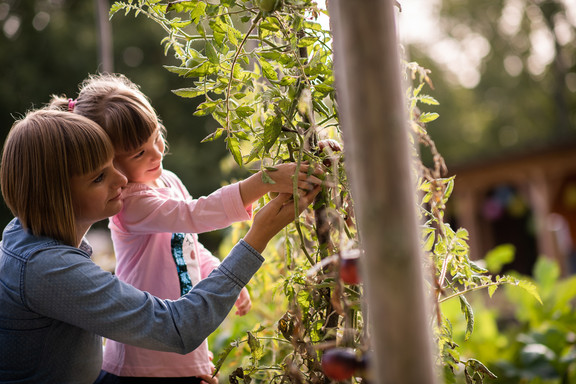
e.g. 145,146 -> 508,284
93,173 -> 105,183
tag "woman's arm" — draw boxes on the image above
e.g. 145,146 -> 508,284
25,240 -> 263,354
25,186 -> 320,354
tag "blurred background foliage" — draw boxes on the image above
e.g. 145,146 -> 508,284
402,0 -> 576,168
0,0 -> 248,249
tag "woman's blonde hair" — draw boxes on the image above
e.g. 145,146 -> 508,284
50,73 -> 166,153
1,109 -> 114,246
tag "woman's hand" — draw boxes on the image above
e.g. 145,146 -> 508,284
243,186 -> 321,253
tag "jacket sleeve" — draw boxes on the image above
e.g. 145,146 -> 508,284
24,239 -> 263,354
117,183 -> 252,235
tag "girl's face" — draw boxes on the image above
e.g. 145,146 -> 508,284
70,159 -> 127,237
113,127 -> 165,186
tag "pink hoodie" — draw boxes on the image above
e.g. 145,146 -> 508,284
102,170 -> 252,377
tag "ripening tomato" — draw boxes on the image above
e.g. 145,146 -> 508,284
317,139 -> 342,167
321,348 -> 360,381
339,250 -> 361,285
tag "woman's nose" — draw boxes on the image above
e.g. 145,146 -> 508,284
114,167 -> 128,187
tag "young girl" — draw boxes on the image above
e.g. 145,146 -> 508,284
50,74 -> 323,383
0,109 -> 320,384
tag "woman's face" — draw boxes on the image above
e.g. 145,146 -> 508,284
113,127 -> 165,186
70,159 -> 127,234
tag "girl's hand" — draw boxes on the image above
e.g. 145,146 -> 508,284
265,163 -> 324,193
198,374 -> 219,384
198,361 -> 219,384
239,162 -> 324,206
234,287 -> 252,316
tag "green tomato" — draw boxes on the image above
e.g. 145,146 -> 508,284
257,0 -> 281,13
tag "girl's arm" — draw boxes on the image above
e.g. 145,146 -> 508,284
119,183 -> 251,235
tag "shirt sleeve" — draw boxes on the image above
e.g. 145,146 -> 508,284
24,239 -> 263,354
117,183 -> 252,235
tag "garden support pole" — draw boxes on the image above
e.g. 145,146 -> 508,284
327,1 -> 438,383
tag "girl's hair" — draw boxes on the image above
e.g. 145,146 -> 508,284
1,109 -> 114,246
49,73 -> 166,153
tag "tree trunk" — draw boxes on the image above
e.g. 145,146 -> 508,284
95,0 -> 114,73
327,1 -> 438,383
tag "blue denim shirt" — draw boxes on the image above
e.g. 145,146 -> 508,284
0,219 -> 264,383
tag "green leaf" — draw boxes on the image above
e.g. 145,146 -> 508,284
194,100 -> 220,116
418,112 -> 439,123
247,331 -> 263,365
423,228 -> 435,252
164,63 -> 211,78
260,59 -> 278,81
172,87 -> 204,99
279,76 -> 298,86
485,244 -> 515,273
297,36 -> 316,47
516,280 -> 542,304
170,19 -> 192,28
419,94 -> 440,105
259,20 -> 280,32
263,115 -> 282,152
314,83 -> 334,94
261,170 -> 276,184
226,136 -> 243,165
189,1 -> 206,23
459,295 -> 474,341
235,105 -> 255,118
465,359 -> 497,379
212,339 -> 239,376
201,128 -> 224,142
488,284 -> 498,298
205,41 -> 219,65
109,2 -> 125,17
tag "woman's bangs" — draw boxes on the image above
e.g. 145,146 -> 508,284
66,120 -> 114,176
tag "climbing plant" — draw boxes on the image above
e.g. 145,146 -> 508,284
110,1 -> 540,382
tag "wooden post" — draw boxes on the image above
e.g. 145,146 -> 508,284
327,1 -> 438,383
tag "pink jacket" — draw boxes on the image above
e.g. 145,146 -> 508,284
102,170 -> 252,377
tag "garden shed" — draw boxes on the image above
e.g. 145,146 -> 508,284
449,139 -> 576,276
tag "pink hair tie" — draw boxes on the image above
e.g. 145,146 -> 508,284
67,98 -> 76,112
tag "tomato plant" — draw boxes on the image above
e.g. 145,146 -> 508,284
111,1 -> 541,382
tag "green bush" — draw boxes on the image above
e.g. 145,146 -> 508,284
443,257 -> 576,383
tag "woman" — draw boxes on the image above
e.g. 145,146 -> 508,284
0,109 -> 320,383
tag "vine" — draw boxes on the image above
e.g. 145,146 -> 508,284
110,1 -> 540,382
